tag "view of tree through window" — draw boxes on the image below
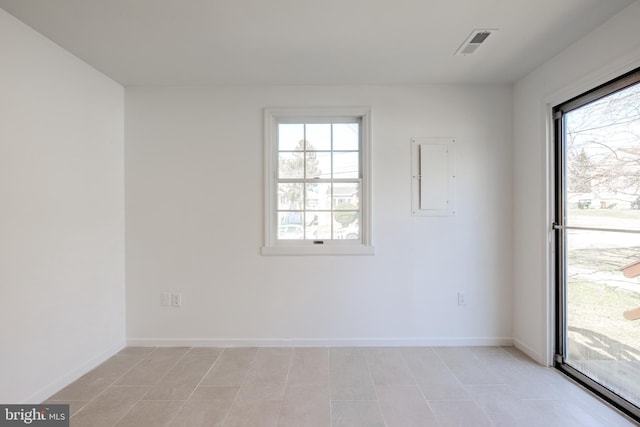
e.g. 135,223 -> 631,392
566,83 -> 640,211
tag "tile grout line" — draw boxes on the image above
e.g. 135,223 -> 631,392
92,347 -> 161,427
182,347 -> 224,401
367,348 -> 389,427
275,347 -> 296,425
109,347 -> 187,427
430,345 -> 480,423
109,346 -> 199,427
446,347 -> 521,427
400,347 -> 444,427
469,347 -> 511,387
433,347 -> 469,388
147,346 -> 194,388
363,347 -> 389,427
66,347 -> 159,420
477,347 -> 514,427
283,347 -> 295,385
458,347 -> 506,427
162,347 -> 226,426
63,347 -> 158,422
219,347 -> 259,426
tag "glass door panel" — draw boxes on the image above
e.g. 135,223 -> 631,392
555,70 -> 640,419
566,229 -> 640,404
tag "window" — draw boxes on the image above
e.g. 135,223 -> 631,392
262,107 -> 373,255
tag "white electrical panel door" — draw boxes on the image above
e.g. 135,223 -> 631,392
419,144 -> 448,210
411,138 -> 456,216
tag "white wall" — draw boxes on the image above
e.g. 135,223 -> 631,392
0,10 -> 125,402
125,84 -> 513,346
513,1 -> 640,364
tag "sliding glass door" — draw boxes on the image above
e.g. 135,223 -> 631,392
554,68 -> 640,420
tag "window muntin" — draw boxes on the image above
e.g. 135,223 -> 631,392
263,107 -> 373,255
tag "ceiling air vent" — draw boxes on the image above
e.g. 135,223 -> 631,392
455,29 -> 496,56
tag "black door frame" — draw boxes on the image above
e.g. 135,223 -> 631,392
552,67 -> 640,423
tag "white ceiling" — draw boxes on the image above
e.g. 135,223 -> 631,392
0,0 -> 635,86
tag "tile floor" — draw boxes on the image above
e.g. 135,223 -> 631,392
45,346 -> 637,427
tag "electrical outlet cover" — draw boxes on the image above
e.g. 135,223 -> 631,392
171,293 -> 182,307
457,292 -> 466,306
161,292 -> 171,306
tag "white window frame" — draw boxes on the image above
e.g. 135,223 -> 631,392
262,107 -> 374,256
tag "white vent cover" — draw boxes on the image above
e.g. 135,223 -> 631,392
455,29 -> 496,56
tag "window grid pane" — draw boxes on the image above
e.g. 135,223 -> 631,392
277,121 -> 360,241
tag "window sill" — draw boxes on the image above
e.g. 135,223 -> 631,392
261,245 -> 375,256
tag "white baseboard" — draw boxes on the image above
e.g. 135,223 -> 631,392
27,341 -> 125,404
513,338 -> 544,365
127,337 -> 514,348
